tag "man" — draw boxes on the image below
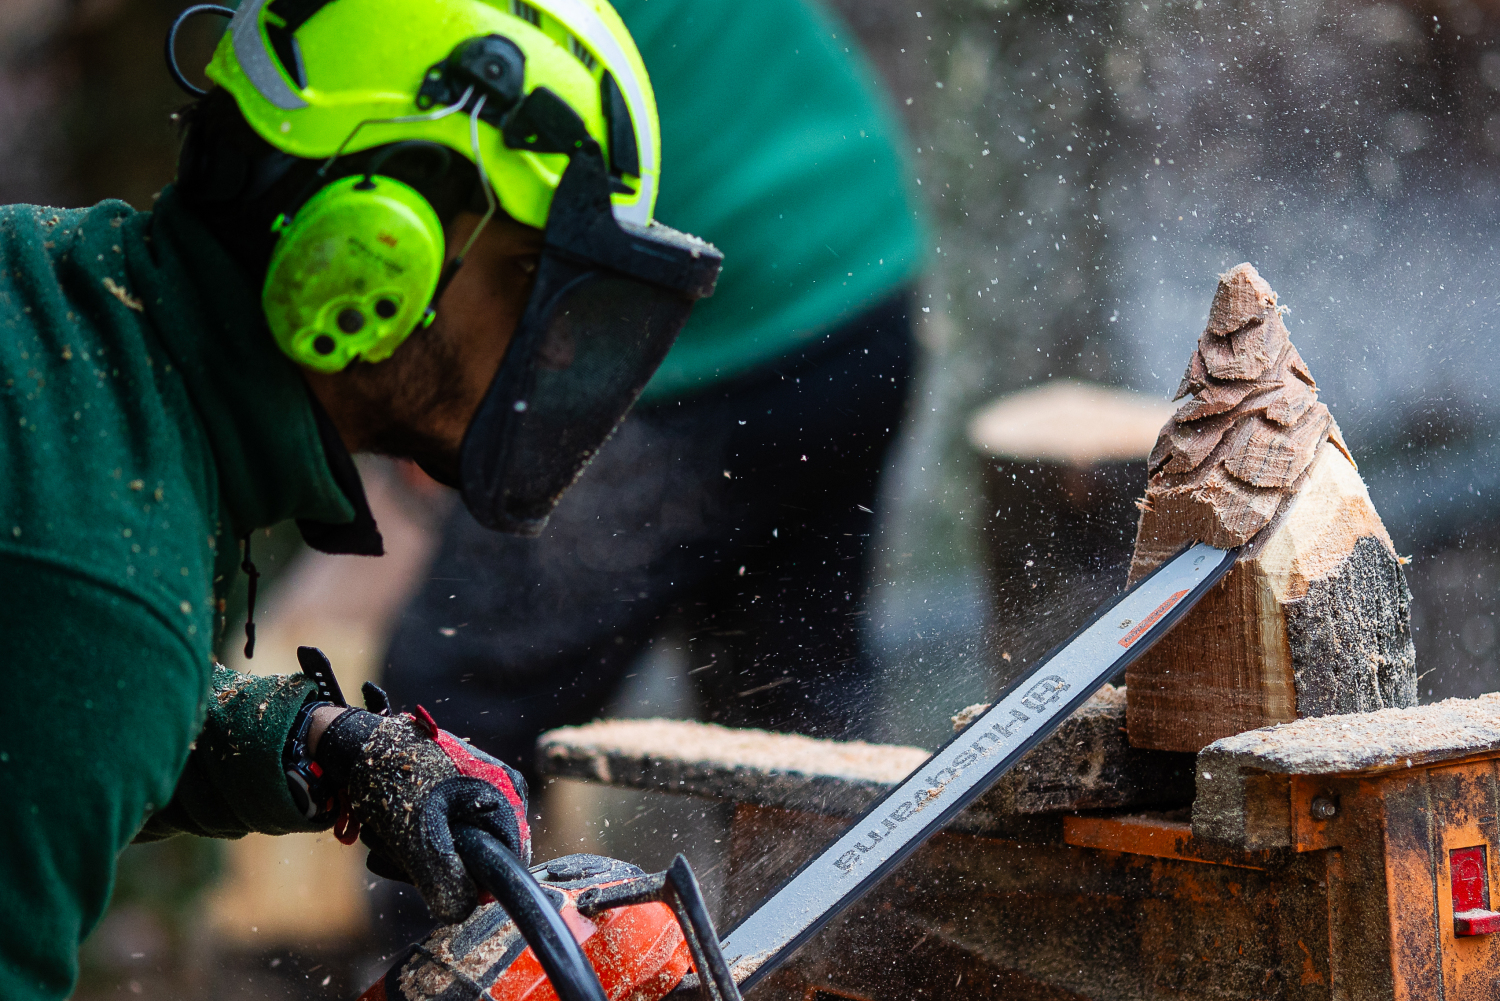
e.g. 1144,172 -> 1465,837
0,0 -> 718,997
382,0 -> 925,773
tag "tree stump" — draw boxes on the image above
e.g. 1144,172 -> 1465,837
968,381 -> 1174,672
1125,264 -> 1417,753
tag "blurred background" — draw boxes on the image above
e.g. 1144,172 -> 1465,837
9,0 -> 1500,995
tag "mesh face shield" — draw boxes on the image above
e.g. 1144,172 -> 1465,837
457,140 -> 722,534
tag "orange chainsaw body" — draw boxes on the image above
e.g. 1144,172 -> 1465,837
359,855 -> 693,1001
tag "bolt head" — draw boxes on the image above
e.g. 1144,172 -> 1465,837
1310,795 -> 1339,821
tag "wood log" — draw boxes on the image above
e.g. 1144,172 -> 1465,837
1125,263 -> 1417,752
968,381 -> 1175,671
537,685 -> 1196,840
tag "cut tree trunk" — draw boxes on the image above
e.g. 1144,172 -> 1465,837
1125,264 -> 1416,753
968,381 -> 1174,672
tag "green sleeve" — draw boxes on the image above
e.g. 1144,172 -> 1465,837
138,665 -> 329,841
0,549 -> 209,1001
0,546 -> 326,1001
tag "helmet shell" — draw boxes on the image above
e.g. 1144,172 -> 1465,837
205,0 -> 659,229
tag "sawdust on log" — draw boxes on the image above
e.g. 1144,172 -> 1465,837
1201,692 -> 1500,776
951,684 -> 1127,731
1129,264 -> 1352,582
540,719 -> 930,785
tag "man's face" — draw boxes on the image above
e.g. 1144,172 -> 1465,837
301,209 -> 544,480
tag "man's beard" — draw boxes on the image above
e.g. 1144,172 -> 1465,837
345,325 -> 469,487
368,424 -> 462,488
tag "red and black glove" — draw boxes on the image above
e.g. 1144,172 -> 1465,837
314,699 -> 531,924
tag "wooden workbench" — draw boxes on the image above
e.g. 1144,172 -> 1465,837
539,690 -> 1500,1000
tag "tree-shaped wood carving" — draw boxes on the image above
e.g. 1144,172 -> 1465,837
1125,263 -> 1417,752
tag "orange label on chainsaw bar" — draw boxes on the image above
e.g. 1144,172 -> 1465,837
1118,590 -> 1189,648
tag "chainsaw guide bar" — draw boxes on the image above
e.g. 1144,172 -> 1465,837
359,544 -> 1235,1001
716,542 -> 1238,993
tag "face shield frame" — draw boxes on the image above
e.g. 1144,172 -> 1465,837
453,102 -> 722,535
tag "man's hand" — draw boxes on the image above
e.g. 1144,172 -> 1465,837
312,704 -> 530,924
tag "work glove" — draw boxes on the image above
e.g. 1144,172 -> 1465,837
314,695 -> 531,924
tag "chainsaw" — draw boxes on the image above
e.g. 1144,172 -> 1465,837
359,542 -> 1236,1001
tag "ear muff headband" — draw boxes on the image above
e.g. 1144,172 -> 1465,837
262,174 -> 445,372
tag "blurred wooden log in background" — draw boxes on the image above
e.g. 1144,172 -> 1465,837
967,381 -> 1173,675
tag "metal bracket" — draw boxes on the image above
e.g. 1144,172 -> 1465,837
576,854 -> 743,1001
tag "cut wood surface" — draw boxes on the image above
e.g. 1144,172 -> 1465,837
1126,264 -> 1416,752
967,379 -> 1176,464
537,686 -> 1195,837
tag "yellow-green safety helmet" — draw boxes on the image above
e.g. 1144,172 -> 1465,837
172,0 -> 720,538
205,0 -> 659,230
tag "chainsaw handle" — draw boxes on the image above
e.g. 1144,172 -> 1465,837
452,825 -> 609,1001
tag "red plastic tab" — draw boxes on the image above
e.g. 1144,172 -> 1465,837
1456,909 -> 1500,936
1450,846 -> 1498,936
1452,847 -> 1489,912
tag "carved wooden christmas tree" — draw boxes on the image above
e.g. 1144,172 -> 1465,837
1125,263 -> 1417,753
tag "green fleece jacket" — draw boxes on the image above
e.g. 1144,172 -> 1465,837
0,189 -> 377,1000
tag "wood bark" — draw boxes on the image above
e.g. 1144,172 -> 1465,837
1125,264 -> 1416,752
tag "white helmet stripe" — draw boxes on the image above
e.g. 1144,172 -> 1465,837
230,0 -> 309,111
540,0 -> 657,225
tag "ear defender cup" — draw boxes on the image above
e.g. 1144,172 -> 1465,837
263,175 -> 446,372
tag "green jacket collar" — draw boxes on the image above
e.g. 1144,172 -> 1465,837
124,186 -> 381,553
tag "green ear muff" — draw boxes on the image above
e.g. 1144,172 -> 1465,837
263,174 -> 445,373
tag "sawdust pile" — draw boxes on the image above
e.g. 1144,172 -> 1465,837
951,684 -> 1127,732
1129,263 -> 1353,581
540,718 -> 930,785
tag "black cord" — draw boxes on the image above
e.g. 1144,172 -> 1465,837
166,5 -> 236,98
357,140 -> 453,188
241,533 -> 261,659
